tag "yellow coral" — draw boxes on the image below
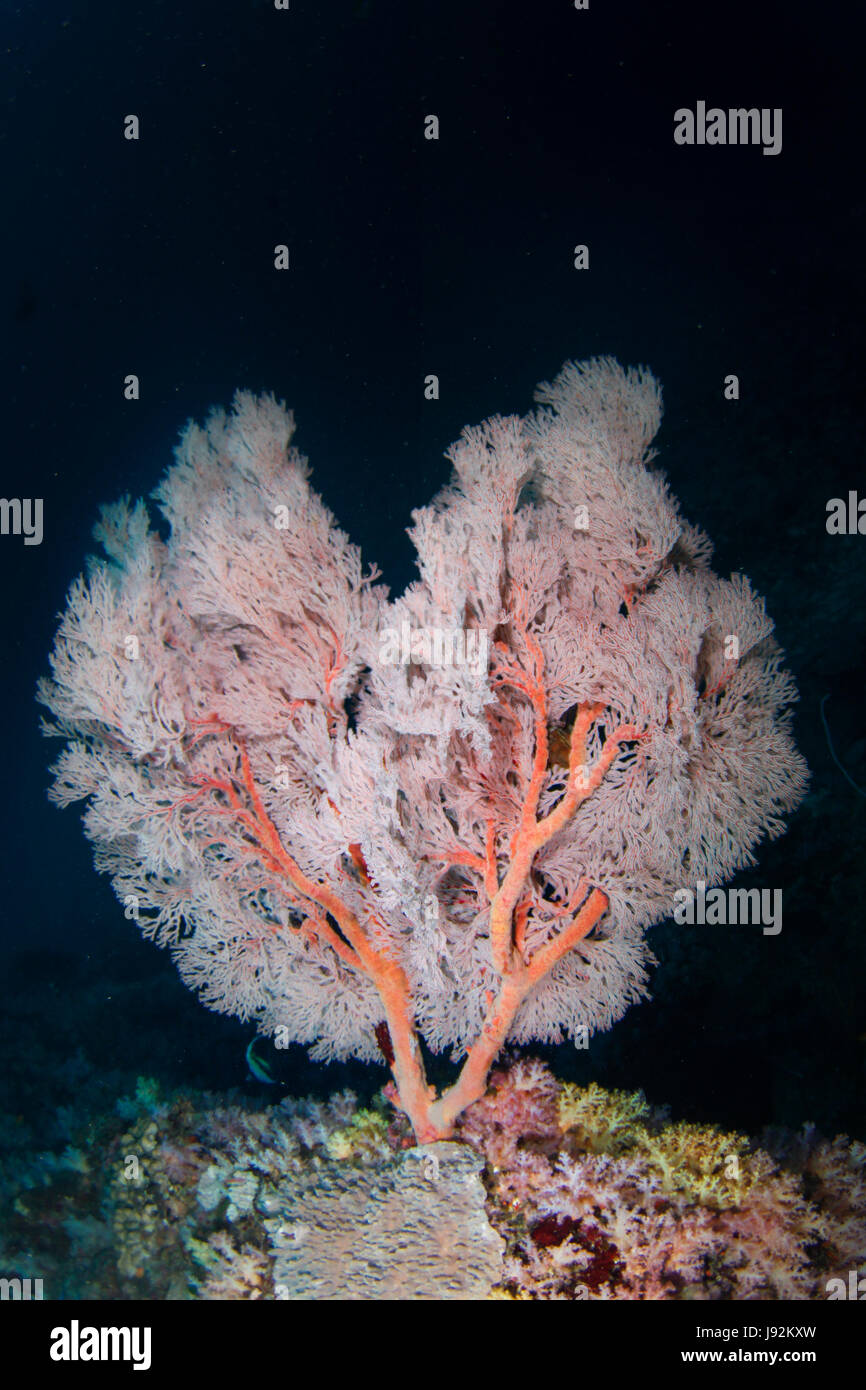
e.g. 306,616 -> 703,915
557,1081 -> 770,1210
636,1122 -> 756,1209
324,1108 -> 391,1163
557,1082 -> 650,1154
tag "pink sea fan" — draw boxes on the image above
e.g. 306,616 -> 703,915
39,358 -> 808,1139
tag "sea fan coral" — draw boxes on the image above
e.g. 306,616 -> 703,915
39,359 -> 808,1139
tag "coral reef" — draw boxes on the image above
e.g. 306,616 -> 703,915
456,1059 -> 865,1299
1,1059 -> 862,1299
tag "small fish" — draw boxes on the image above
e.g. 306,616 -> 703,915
547,724 -> 573,770
246,1036 -> 278,1084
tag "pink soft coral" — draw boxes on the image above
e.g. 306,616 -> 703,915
457,1058 -> 861,1300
